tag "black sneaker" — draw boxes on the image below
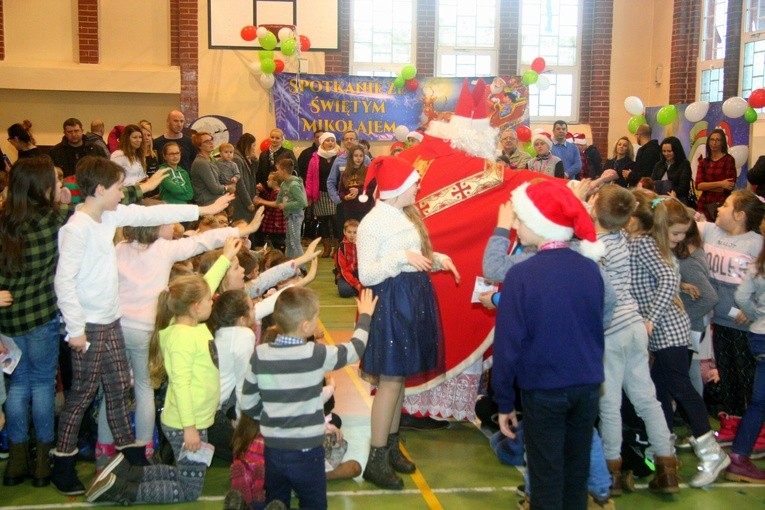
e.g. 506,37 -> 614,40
399,414 -> 449,430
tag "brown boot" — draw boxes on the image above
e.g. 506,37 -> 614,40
321,239 -> 332,258
648,455 -> 680,494
326,460 -> 362,480
606,458 -> 622,497
32,441 -> 53,487
3,442 -> 31,486
387,432 -> 416,474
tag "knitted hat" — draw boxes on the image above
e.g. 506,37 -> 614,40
511,180 -> 605,260
531,132 -> 552,151
318,132 -> 336,145
358,155 -> 419,203
573,133 -> 587,145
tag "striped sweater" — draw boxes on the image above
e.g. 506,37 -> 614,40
240,314 -> 371,450
599,231 -> 644,335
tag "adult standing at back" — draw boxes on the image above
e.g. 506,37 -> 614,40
230,133 -> 259,223
496,128 -> 531,169
256,128 -> 296,191
84,120 -> 110,158
7,121 -> 41,160
154,110 -> 198,172
651,136 -> 692,204
632,124 -> 661,187
549,120 -> 581,179
190,131 -> 235,206
298,130 -> 324,238
50,118 -> 102,178
696,128 -> 737,220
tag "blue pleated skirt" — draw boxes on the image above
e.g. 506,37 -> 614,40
361,271 -> 444,379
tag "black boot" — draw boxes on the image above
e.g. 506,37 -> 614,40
387,433 -> 416,474
3,442 -> 31,486
50,450 -> 85,496
86,473 -> 139,504
119,444 -> 150,467
32,441 -> 53,487
363,446 -> 403,490
93,453 -> 145,486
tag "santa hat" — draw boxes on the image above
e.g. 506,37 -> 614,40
425,78 -> 499,160
318,132 -> 336,145
511,180 -> 605,260
358,156 -> 419,203
531,132 -> 553,150
573,133 -> 587,145
407,130 -> 424,142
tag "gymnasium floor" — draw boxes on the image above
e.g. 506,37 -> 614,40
3,257 -> 765,509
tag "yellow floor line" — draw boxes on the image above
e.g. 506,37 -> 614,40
320,321 -> 445,510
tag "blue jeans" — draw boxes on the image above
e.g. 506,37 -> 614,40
264,445 -> 326,509
732,333 -> 765,456
5,318 -> 60,443
522,384 -> 599,510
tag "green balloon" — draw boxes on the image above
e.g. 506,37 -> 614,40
260,58 -> 276,74
524,141 -> 537,157
394,76 -> 405,89
281,38 -> 297,56
628,114 -> 647,134
283,140 -> 294,150
401,65 -> 417,80
259,32 -> 277,51
522,70 -> 539,86
259,50 -> 274,61
656,105 -> 678,126
744,106 -> 758,123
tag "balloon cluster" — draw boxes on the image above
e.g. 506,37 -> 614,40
514,125 -> 536,156
521,57 -> 551,91
259,138 -> 294,152
241,25 -> 311,90
721,90 -> 764,123
393,65 -> 418,92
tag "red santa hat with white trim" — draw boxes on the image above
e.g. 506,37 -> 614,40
510,179 -> 605,260
358,155 -> 419,203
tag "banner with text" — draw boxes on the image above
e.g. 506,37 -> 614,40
273,74 -> 529,141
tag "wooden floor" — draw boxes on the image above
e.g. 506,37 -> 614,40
3,256 -> 765,508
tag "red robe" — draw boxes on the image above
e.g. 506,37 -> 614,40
398,134 -> 555,406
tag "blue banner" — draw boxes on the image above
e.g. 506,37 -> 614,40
273,74 -> 530,141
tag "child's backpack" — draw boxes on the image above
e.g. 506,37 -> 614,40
332,242 -> 347,283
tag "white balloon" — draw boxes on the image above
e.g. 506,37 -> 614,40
624,96 -> 644,116
277,27 -> 294,41
256,26 -> 269,38
729,145 -> 749,169
722,97 -> 749,118
536,74 -> 550,91
394,125 -> 410,142
684,101 -> 709,123
248,61 -> 263,76
260,73 -> 275,89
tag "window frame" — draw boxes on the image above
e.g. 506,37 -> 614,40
740,0 -> 765,98
434,0 -> 501,78
348,0 -> 417,77
696,0 -> 727,102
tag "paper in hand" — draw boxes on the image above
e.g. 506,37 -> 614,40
472,277 -> 499,303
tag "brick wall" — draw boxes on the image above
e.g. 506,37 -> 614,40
669,0 -> 700,104
416,0 -> 436,77
498,0 -> 519,76
78,0 -> 99,64
723,0 -> 743,99
178,0 -> 198,122
580,0 -> 612,158
325,0 -> 350,75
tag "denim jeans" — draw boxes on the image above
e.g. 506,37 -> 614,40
6,317 -> 60,443
599,322 -> 672,459
98,326 -> 155,446
264,445 -> 326,509
732,333 -> 765,456
285,211 -> 305,260
522,384 -> 599,510
337,277 -> 357,298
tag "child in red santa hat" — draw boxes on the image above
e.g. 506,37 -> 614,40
355,156 -> 460,490
491,178 -> 612,508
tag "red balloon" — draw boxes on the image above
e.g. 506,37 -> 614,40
299,35 -> 311,52
274,59 -> 285,74
405,78 -> 419,91
749,88 -> 765,109
260,139 -> 271,152
531,57 -> 546,73
240,25 -> 257,42
516,125 -> 532,143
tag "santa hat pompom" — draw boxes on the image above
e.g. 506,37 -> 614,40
358,155 -> 419,204
510,180 -> 604,261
